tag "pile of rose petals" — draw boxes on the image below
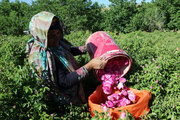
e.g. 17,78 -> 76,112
98,57 -> 135,108
97,57 -> 129,81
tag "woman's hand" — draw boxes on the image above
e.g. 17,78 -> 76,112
84,57 -> 108,71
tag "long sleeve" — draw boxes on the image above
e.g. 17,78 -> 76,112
55,58 -> 88,89
70,46 -> 87,56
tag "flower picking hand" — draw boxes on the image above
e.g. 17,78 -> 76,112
84,57 -> 107,71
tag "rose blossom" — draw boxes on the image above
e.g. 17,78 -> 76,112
118,97 -> 130,107
121,90 -> 128,96
128,90 -> 135,101
103,86 -> 112,94
108,93 -> 120,101
112,100 -> 119,105
106,100 -> 114,108
103,105 -> 108,112
117,82 -> 123,89
99,60 -> 136,108
173,105 -> 175,108
103,81 -> 113,94
119,98 -> 126,106
120,112 -> 126,119
119,78 -> 126,83
13,105 -> 16,109
104,73 -> 111,79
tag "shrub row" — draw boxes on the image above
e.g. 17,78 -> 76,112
0,31 -> 179,119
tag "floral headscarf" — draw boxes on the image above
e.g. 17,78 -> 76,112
26,11 -> 86,105
26,11 -> 83,92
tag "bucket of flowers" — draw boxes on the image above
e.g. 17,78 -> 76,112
88,65 -> 151,120
86,31 -> 151,119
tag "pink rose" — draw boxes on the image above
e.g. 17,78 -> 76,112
13,105 -> 16,109
103,86 -> 112,94
111,74 -> 118,84
108,93 -> 119,101
128,90 -> 135,101
108,77 -> 115,84
117,82 -> 123,89
112,93 -> 120,100
103,80 -> 112,86
102,81 -> 113,94
125,99 -> 130,105
106,100 -> 114,108
103,106 -> 108,112
119,97 -> 130,107
119,78 -> 126,83
117,101 -> 121,107
107,94 -> 113,101
120,112 -> 126,119
112,100 -> 119,105
104,73 -> 111,79
121,90 -> 128,96
119,98 -> 126,107
101,74 -> 106,81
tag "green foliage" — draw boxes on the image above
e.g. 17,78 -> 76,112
101,0 -> 137,33
131,3 -> 165,32
155,0 -> 180,31
110,31 -> 180,119
0,0 -> 180,36
0,1 -> 179,119
92,110 -> 112,120
0,0 -> 104,35
0,35 -> 45,119
31,0 -> 90,33
0,1 -> 32,35
0,32 -> 92,119
0,30 -> 180,119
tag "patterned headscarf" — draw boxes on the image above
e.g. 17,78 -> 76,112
26,11 -> 79,82
25,11 -> 86,105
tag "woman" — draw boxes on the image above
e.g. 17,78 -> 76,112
26,11 -> 107,105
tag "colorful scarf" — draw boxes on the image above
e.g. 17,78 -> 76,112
26,11 -> 80,80
25,12 -> 86,105
25,11 -> 87,105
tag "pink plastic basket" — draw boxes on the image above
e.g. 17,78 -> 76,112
86,31 -> 132,81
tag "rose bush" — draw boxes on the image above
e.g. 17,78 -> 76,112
0,30 -> 179,119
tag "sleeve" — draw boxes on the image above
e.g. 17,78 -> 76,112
56,60 -> 88,88
70,46 -> 87,56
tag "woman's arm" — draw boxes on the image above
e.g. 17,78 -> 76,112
70,46 -> 87,56
56,60 -> 88,89
56,56 -> 107,88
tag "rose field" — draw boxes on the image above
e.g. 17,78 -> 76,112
0,30 -> 179,119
